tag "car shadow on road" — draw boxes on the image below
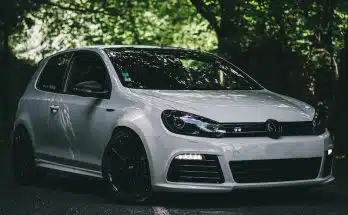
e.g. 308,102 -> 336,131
27,171 -> 342,209
151,187 -> 340,209
30,172 -> 108,198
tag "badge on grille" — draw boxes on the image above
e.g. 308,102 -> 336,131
233,127 -> 242,132
266,119 -> 282,139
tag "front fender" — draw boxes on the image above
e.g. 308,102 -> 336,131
112,109 -> 165,184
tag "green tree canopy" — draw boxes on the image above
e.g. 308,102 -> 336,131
12,0 -> 217,63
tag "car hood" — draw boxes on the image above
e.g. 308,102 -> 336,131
128,89 -> 315,123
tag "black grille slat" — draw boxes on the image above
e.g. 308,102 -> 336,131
178,170 -> 219,174
179,176 -> 221,180
229,158 -> 321,183
167,155 -> 224,184
282,121 -> 314,136
222,121 -> 315,137
222,123 -> 266,132
177,176 -> 221,183
176,164 -> 218,169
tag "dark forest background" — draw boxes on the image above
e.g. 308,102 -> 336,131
1,0 -> 348,154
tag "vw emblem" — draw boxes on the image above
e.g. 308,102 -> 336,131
266,119 -> 282,139
234,127 -> 242,132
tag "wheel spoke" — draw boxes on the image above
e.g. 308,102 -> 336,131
111,147 -> 127,163
106,133 -> 150,197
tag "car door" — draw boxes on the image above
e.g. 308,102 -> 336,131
34,52 -> 74,161
53,50 -> 114,172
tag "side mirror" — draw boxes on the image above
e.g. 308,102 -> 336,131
73,80 -> 109,96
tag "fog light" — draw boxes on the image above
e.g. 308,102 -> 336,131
328,149 -> 333,155
175,153 -> 203,160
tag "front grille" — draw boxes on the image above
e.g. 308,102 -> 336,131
229,157 -> 321,183
322,153 -> 333,177
281,121 -> 315,136
221,121 -> 315,137
221,123 -> 267,137
167,155 -> 224,184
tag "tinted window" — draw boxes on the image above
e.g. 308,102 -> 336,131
105,48 -> 263,90
37,52 -> 72,92
66,52 -> 110,98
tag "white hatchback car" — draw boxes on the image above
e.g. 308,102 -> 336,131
12,45 -> 334,202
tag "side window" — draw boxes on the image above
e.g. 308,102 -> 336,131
66,52 -> 111,98
37,52 -> 72,93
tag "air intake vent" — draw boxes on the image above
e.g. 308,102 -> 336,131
322,153 -> 333,177
167,155 -> 224,184
229,157 -> 321,183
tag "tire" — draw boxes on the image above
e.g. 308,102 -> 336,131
11,126 -> 39,185
102,129 -> 152,203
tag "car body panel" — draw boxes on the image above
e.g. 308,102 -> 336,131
13,59 -> 55,152
12,45 -> 334,194
48,93 -> 112,170
128,89 -> 315,122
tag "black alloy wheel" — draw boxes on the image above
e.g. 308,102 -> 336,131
11,126 -> 39,185
102,129 -> 152,203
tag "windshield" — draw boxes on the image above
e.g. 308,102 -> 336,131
104,48 -> 263,90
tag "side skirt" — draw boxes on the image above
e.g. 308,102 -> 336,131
35,158 -> 103,178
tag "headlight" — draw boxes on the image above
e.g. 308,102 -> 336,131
161,110 -> 226,138
312,104 -> 327,135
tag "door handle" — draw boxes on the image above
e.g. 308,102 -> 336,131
49,105 -> 60,114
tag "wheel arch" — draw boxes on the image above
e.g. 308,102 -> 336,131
102,122 -> 157,184
11,116 -> 35,149
101,106 -> 165,185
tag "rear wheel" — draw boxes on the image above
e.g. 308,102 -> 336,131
102,129 -> 152,203
12,126 -> 39,185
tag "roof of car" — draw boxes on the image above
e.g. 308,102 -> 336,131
48,45 -> 209,60
80,45 -> 163,49
71,45 -> 191,51
40,45 -> 246,79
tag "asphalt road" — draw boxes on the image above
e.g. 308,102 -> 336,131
0,142 -> 347,215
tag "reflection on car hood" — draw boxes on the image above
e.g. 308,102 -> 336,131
129,89 -> 315,123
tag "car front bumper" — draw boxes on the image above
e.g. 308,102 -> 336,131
149,130 -> 334,193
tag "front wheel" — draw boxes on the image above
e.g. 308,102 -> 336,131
102,129 -> 152,203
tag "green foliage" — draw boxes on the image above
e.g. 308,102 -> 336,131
7,0 -> 348,100
12,0 -> 217,62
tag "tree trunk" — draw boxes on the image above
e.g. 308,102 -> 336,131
335,30 -> 348,155
1,26 -> 10,141
217,0 -> 243,65
269,0 -> 288,94
326,0 -> 336,102
190,0 -> 244,65
3,27 -> 10,62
